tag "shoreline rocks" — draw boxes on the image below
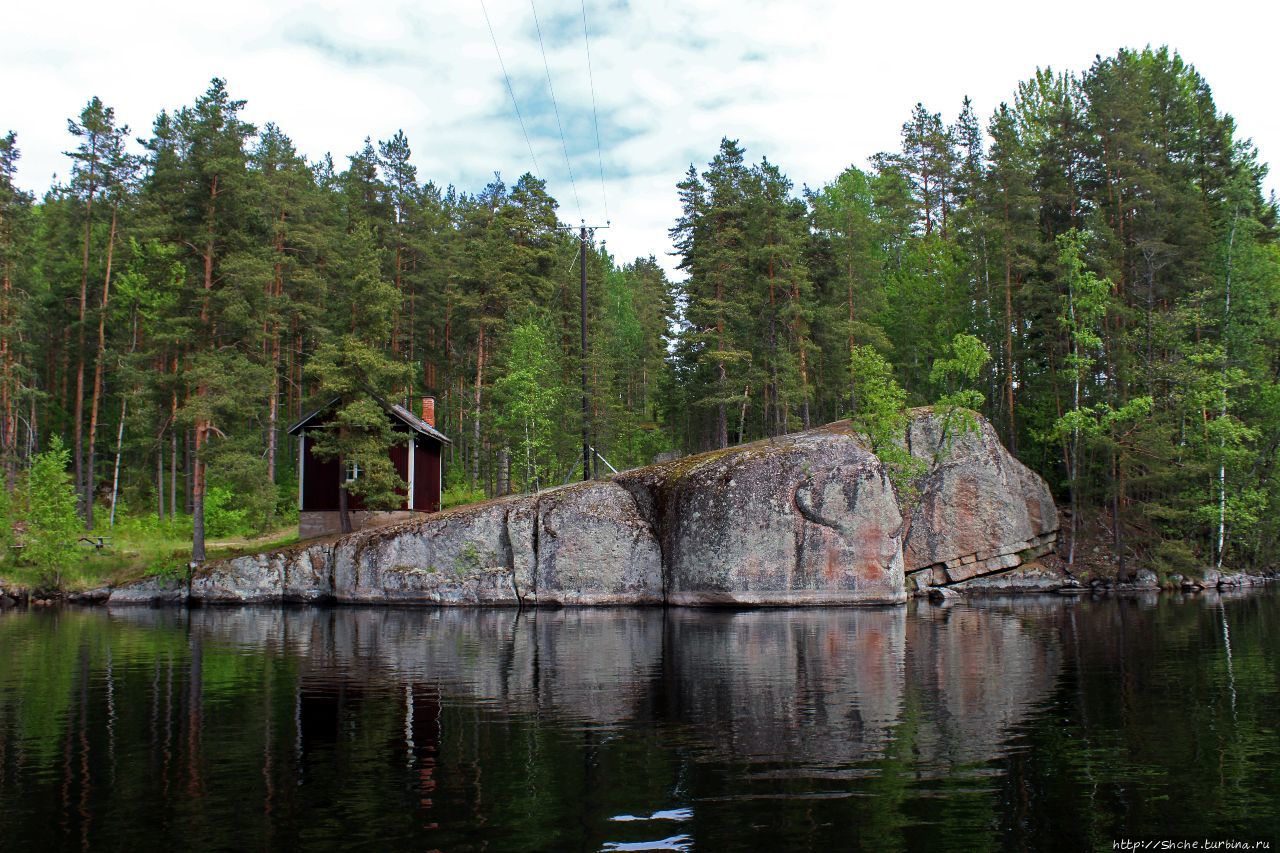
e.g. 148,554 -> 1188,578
108,410 -> 1061,608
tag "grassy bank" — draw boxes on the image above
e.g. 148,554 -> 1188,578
0,520 -> 299,594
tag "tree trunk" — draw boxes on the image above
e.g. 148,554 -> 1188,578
192,181 -> 216,562
715,366 -> 728,450
497,445 -> 509,496
157,443 -> 165,522
85,201 -> 118,530
1113,446 -> 1128,582
171,426 -> 178,519
1217,208 -> 1238,569
192,422 -> 207,563
847,251 -> 857,414
73,169 -> 96,520
471,326 -> 484,489
266,209 -> 285,484
337,452 -> 352,534
110,307 -> 138,529
1003,240 -> 1017,453
1,257 -> 16,489
110,397 -> 126,528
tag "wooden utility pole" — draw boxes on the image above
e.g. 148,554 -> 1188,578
580,224 -> 590,481
577,221 -> 608,481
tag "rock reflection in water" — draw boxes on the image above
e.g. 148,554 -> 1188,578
105,600 -> 1057,774
907,600 -> 1062,769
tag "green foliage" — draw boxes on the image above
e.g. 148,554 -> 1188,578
204,448 -> 276,535
848,346 -> 924,491
0,482 -> 13,556
304,220 -> 411,517
440,458 -> 486,509
493,315 -> 563,492
441,483 -> 486,510
21,438 -> 81,587
1150,539 -> 1200,577
203,485 -> 251,538
848,346 -> 907,451
929,333 -> 992,459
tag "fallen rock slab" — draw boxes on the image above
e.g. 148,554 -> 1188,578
948,561 -> 1071,593
528,481 -> 663,605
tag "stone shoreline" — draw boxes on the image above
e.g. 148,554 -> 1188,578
99,409 -> 1067,608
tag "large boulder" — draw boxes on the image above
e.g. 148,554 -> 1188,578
181,483 -> 664,606
332,497 -> 525,605
527,481 -> 663,605
903,408 -> 1059,588
617,423 -> 906,605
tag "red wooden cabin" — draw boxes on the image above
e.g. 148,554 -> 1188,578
287,395 -> 450,538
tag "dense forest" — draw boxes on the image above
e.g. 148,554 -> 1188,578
0,46 -> 1277,575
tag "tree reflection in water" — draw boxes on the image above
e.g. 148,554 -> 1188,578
0,592 -> 1276,850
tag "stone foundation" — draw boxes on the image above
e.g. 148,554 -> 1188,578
299,510 -> 421,539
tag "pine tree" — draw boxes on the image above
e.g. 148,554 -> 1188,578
143,79 -> 268,561
305,221 -> 411,533
0,132 -> 33,487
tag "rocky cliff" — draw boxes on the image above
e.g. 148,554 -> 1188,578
110,409 -> 1059,606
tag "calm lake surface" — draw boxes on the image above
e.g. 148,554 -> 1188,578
1,592 -> 1277,852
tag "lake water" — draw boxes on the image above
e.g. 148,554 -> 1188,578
1,592 -> 1277,851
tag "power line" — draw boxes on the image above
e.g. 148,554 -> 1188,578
479,0 -> 542,181
528,0 -> 583,221
580,0 -> 609,222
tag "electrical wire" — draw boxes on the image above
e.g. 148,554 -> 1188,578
528,0 -> 583,221
580,0 -> 609,222
479,0 -> 542,181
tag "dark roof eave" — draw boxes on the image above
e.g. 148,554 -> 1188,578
286,395 -> 452,444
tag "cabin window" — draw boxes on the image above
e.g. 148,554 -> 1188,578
345,460 -> 361,482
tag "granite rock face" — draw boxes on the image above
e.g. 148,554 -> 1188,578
616,424 -> 905,605
112,412 -> 1059,606
174,487 -> 662,607
526,482 -> 664,605
903,409 -> 1060,591
106,575 -> 188,605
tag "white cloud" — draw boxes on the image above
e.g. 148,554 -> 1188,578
3,0 -> 1276,277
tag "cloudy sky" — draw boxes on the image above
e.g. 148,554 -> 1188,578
4,0 -> 1276,274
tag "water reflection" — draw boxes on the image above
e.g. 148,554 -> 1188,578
98,603 -> 1049,771
1,592 -> 1276,851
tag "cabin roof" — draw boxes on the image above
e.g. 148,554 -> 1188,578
287,395 -> 452,444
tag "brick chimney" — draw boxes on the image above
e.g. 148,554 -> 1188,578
421,396 -> 435,428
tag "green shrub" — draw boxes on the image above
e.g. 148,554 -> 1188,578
204,485 -> 252,538
1151,538 -> 1200,577
203,445 -> 276,533
22,437 -> 82,588
275,481 -> 299,525
442,483 -> 487,509
441,458 -> 486,508
0,481 -> 14,558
